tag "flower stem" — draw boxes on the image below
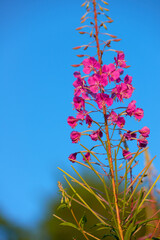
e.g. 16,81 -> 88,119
93,1 -> 124,239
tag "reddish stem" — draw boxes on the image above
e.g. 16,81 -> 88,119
92,1 -> 124,239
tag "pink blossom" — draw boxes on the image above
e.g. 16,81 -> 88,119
68,153 -> 77,163
86,114 -> 93,128
116,116 -> 125,128
134,108 -> 144,120
73,71 -> 81,78
124,75 -> 132,84
138,138 -> 148,148
88,74 -> 101,93
73,77 -> 86,88
109,69 -> 121,82
67,116 -> 78,128
139,127 -> 150,138
100,73 -> 108,86
115,52 -> 126,68
90,129 -> 103,141
123,131 -> 137,140
96,93 -> 113,109
82,57 -> 100,74
73,96 -> 85,110
73,78 -> 89,100
76,110 -> 87,120
126,100 -> 136,116
102,63 -> 120,82
70,131 -> 81,143
123,149 -> 132,160
102,63 -> 115,74
88,73 -> 108,93
108,111 -> 125,128
108,111 -> 118,124
83,152 -> 91,162
112,83 -> 134,102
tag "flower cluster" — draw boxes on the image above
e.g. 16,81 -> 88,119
67,53 -> 150,162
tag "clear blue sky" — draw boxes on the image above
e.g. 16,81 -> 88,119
0,0 -> 160,229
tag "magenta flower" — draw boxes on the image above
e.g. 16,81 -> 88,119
124,131 -> 137,140
73,96 -> 85,111
76,110 -> 87,120
112,83 -> 134,102
123,149 -> 132,160
124,75 -> 132,84
83,152 -> 91,162
108,111 -> 118,124
116,116 -> 125,128
100,73 -> 108,87
96,93 -> 113,109
67,116 -> 78,128
139,127 -> 150,138
134,108 -> 144,120
102,63 -> 120,82
88,74 -> 101,93
68,153 -> 77,163
138,138 -> 148,148
86,114 -> 93,128
82,57 -> 100,74
90,129 -> 103,141
73,77 -> 86,89
70,131 -> 81,143
73,78 -> 90,100
73,71 -> 81,78
115,52 -> 126,68
126,100 -> 136,116
102,63 -> 115,74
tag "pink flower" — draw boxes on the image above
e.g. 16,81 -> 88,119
73,71 -> 81,78
126,100 -> 136,116
70,131 -> 81,143
76,110 -> 87,120
88,73 -> 108,93
115,52 -> 126,68
102,63 -> 120,82
112,83 -> 134,102
73,77 -> 86,88
96,93 -> 113,109
134,108 -> 144,120
100,73 -> 108,87
108,111 -> 118,124
102,63 -> 115,74
90,129 -> 103,141
88,74 -> 101,93
83,152 -> 91,162
138,138 -> 148,148
116,116 -> 125,128
123,131 -> 137,140
86,114 -> 93,128
73,78 -> 90,100
108,111 -> 125,128
67,116 -> 78,128
124,75 -> 132,84
82,57 -> 100,74
139,127 -> 150,138
68,153 -> 77,163
73,96 -> 85,110
123,149 -> 132,160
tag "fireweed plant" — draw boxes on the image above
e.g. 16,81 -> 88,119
54,0 -> 160,239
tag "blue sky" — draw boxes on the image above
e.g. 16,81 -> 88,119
0,0 -> 160,229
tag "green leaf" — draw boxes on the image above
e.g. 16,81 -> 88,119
60,222 -> 79,230
79,214 -> 87,229
102,234 -> 119,240
57,203 -> 68,210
